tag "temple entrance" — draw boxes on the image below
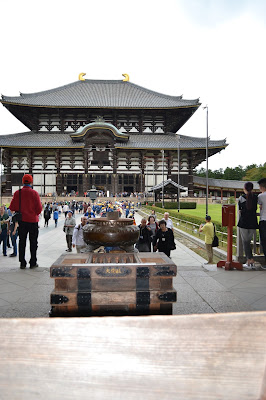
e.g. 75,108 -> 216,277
66,174 -> 81,194
124,186 -> 133,194
67,185 -> 77,193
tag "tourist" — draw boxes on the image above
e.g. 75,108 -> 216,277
153,219 -> 175,257
58,204 -> 62,215
199,216 -> 214,264
163,212 -> 173,230
135,218 -> 152,252
151,209 -> 157,221
53,208 -> 59,228
72,216 -> 88,253
258,178 -> 266,269
43,205 -> 51,227
63,211 -> 76,252
9,212 -> 18,257
0,206 -> 10,256
63,203 -> 69,217
9,174 -> 42,269
147,215 -> 159,246
237,182 -> 259,269
84,206 -> 93,218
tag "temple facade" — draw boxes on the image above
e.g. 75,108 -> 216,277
0,76 -> 227,196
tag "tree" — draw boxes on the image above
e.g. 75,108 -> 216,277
244,163 -> 266,181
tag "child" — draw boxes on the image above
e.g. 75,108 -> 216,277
53,208 -> 59,228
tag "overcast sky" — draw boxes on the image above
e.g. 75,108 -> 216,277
0,0 -> 265,171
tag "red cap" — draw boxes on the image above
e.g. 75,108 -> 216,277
22,174 -> 33,184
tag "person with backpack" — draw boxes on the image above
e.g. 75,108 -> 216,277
43,205 -> 51,227
53,208 -> 59,228
72,216 -> 88,253
9,174 -> 42,269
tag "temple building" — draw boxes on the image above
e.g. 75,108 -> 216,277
0,75 -> 227,196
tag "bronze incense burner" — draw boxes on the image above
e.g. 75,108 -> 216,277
83,211 -> 139,248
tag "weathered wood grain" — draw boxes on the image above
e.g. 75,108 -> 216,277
0,312 -> 265,399
50,289 -> 177,306
54,275 -> 173,291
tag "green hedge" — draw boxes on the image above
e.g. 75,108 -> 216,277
144,202 -> 197,209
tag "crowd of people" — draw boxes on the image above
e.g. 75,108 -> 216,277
1,174 -> 266,270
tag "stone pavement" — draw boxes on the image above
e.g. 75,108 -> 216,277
0,210 -> 265,318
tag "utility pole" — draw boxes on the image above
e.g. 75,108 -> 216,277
203,106 -> 209,216
161,149 -> 165,208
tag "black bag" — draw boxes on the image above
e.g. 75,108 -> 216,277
12,189 -> 22,223
212,224 -> 219,247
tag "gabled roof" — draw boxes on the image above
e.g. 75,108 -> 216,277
149,179 -> 187,192
1,80 -> 200,109
193,176 -> 260,190
0,131 -> 227,151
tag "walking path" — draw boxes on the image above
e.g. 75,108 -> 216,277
0,210 -> 265,317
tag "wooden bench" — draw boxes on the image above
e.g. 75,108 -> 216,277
0,312 -> 265,399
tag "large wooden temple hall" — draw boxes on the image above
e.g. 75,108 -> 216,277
0,74 -> 227,196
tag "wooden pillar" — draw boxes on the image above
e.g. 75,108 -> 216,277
221,188 -> 223,201
187,152 -> 194,197
26,149 -> 33,175
167,151 -> 173,179
3,149 -> 12,195
133,174 -> 136,193
83,149 -> 89,194
111,149 -> 118,195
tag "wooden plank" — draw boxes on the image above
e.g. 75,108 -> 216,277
0,313 -> 266,399
50,263 -> 177,279
50,305 -> 169,317
50,289 -> 177,306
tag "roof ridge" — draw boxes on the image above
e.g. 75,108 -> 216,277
2,79 -> 199,103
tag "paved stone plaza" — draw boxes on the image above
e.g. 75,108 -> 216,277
0,211 -> 265,318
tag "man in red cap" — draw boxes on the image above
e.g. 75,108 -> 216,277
9,174 -> 42,269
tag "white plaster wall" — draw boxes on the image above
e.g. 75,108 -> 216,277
33,174 -> 43,185
45,174 -> 56,185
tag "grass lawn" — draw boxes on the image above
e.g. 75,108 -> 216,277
172,203 -> 236,224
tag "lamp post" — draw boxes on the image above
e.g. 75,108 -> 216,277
161,149 -> 165,208
153,158 -> 155,204
177,135 -> 180,213
203,105 -> 209,216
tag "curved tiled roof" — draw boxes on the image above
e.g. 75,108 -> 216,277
0,131 -> 227,150
193,176 -> 260,190
1,80 -> 200,109
149,179 -> 187,192
71,121 -> 129,141
117,134 -> 227,150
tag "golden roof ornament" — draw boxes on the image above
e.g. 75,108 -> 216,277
79,73 -> 86,81
122,74 -> 129,82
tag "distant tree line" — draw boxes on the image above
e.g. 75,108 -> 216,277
195,163 -> 266,181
